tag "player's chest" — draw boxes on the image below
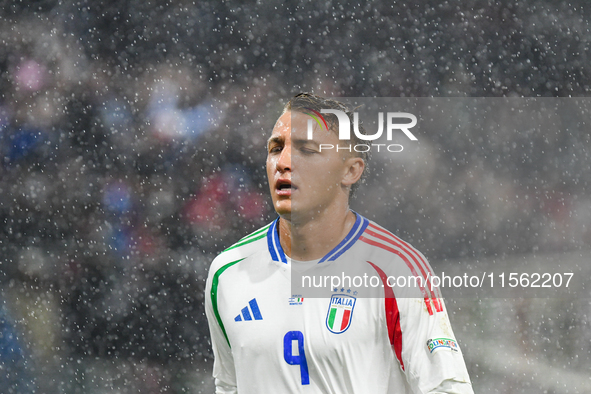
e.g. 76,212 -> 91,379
219,273 -> 385,355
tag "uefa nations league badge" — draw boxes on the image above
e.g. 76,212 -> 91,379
326,293 -> 356,334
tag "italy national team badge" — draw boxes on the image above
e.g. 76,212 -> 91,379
326,294 -> 356,334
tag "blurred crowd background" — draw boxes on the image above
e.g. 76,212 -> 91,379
1,0 -> 590,392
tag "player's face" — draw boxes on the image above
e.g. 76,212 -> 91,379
266,111 -> 351,220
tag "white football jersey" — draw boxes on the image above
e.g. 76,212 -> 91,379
205,213 -> 473,394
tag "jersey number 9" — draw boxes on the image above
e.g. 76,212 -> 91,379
283,331 -> 310,385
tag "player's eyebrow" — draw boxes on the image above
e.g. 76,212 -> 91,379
292,138 -> 319,147
267,136 -> 284,147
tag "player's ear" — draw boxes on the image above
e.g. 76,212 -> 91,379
341,156 -> 365,187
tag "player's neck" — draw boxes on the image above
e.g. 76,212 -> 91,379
278,204 -> 356,261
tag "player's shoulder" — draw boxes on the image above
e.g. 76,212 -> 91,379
209,221 -> 273,275
359,217 -> 430,269
361,218 -> 425,253
360,217 -> 440,299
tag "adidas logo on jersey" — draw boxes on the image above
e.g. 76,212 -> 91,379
234,298 -> 263,321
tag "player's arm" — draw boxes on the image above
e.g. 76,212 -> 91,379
370,256 -> 473,393
397,296 -> 473,394
373,247 -> 473,394
204,260 -> 238,394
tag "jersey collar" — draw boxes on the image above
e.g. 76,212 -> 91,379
267,212 -> 370,264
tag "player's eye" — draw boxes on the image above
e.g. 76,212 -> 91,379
300,147 -> 317,154
269,145 -> 283,153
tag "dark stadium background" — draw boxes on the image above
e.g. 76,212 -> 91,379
1,1 -> 590,392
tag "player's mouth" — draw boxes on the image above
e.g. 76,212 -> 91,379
275,179 -> 295,196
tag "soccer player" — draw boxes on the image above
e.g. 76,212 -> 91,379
205,94 -> 474,393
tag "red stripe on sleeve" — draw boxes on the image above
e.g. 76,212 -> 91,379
367,261 -> 404,371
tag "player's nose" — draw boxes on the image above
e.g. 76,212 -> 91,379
276,144 -> 291,172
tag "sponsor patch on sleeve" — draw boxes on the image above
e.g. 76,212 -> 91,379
426,338 -> 459,354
